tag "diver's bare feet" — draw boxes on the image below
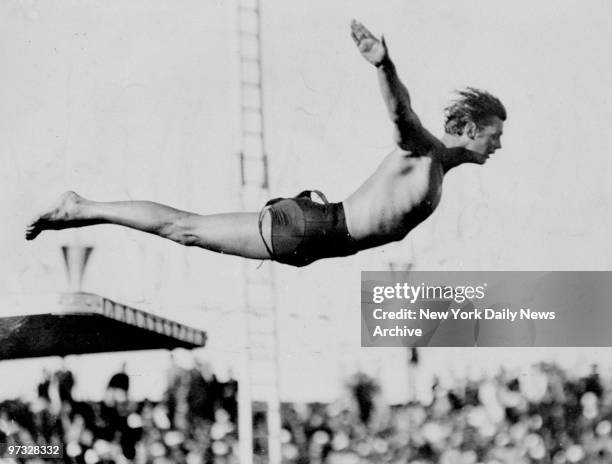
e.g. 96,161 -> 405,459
25,191 -> 86,240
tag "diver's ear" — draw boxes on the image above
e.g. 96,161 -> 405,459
464,121 -> 478,139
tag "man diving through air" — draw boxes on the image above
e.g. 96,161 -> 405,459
26,21 -> 506,267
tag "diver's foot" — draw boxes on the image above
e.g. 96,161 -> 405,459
25,191 -> 86,240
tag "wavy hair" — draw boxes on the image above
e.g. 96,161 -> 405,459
444,87 -> 506,135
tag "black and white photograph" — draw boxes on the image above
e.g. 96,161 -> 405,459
1,0 -> 611,462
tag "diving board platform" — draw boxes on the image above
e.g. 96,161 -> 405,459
0,293 -> 206,360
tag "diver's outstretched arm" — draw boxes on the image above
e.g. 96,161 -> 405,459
350,20 -> 440,152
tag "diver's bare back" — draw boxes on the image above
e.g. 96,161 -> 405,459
344,144 -> 444,251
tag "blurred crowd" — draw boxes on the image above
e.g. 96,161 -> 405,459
280,363 -> 610,464
0,358 -> 238,464
1,359 -> 612,463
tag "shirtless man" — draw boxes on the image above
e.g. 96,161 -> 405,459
25,21 -> 506,268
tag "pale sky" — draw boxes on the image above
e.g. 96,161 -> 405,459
0,0 -> 611,401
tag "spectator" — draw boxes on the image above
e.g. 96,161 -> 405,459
221,370 -> 238,423
37,368 -> 52,401
187,359 -> 220,423
107,362 -> 130,404
348,372 -> 380,426
53,361 -> 75,404
108,362 -> 130,393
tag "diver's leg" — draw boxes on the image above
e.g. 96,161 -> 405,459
26,191 -> 272,260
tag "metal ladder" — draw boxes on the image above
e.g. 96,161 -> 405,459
236,0 -> 281,463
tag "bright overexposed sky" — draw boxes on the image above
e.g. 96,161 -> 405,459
1,0 -> 611,402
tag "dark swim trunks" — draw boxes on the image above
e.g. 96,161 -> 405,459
258,190 -> 358,267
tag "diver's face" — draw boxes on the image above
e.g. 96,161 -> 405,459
467,116 -> 504,163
